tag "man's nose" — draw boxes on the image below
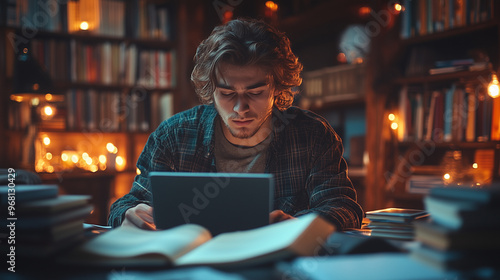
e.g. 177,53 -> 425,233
233,94 -> 250,114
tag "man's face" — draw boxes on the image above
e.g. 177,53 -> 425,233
214,63 -> 277,146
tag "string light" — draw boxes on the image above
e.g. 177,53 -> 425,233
488,73 -> 500,98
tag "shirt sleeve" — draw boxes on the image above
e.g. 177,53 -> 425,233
294,128 -> 364,231
107,126 -> 175,227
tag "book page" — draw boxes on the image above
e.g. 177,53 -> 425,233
175,213 -> 333,266
80,224 -> 212,260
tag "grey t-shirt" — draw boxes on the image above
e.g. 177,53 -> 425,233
214,118 -> 272,173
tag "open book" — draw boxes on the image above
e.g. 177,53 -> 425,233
63,213 -> 334,268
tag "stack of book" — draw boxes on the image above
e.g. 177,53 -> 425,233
0,185 -> 93,258
365,208 -> 429,241
411,186 -> 500,270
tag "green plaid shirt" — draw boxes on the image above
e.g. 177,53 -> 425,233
108,105 -> 363,230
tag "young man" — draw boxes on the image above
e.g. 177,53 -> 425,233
108,18 -> 363,231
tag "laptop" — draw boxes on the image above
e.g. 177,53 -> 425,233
150,172 -> 274,235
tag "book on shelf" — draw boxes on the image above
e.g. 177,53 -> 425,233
429,65 -> 468,75
62,213 -> 334,268
398,83 -> 496,142
400,0 -> 494,39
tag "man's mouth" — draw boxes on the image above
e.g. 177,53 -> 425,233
232,119 -> 253,126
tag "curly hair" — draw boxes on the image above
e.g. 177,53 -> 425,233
191,18 -> 303,111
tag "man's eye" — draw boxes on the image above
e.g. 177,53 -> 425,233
220,91 -> 235,96
248,91 -> 263,96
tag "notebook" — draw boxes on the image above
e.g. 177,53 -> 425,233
149,172 -> 274,236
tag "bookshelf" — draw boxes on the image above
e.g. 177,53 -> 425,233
0,0 -> 197,224
366,0 -> 500,210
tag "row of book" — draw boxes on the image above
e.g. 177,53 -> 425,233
30,39 -> 176,88
400,0 -> 494,39
0,185 -> 92,259
302,63 -> 366,101
5,0 -> 172,40
65,90 -> 173,132
411,185 -> 500,270
8,90 -> 174,132
397,84 -> 500,142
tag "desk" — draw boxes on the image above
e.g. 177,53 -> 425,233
2,228 -> 498,280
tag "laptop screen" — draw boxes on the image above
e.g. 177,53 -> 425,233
150,172 -> 274,235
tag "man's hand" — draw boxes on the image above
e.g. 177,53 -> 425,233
121,203 -> 156,230
269,210 -> 295,224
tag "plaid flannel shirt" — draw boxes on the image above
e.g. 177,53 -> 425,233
108,105 -> 363,230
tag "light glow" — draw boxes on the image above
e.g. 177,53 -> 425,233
80,21 -> 89,30
472,163 -> 478,169
388,113 -> 396,121
488,73 -> 500,98
99,155 -> 107,164
43,137 -> 51,146
265,1 -> 278,11
43,105 -> 54,116
444,173 -> 451,180
390,122 -> 398,130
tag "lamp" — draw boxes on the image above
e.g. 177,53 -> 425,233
13,44 -> 53,96
12,40 -> 55,170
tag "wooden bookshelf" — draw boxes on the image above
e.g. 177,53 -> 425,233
365,0 -> 500,210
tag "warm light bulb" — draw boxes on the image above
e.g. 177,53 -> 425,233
265,1 -> 278,11
394,3 -> 403,12
444,173 -> 451,180
99,155 -> 107,164
488,73 -> 500,98
80,21 -> 89,30
43,105 -> 54,116
116,156 -> 124,166
45,152 -> 52,160
472,163 -> 478,169
45,93 -> 53,101
71,155 -> 79,163
388,113 -> 396,121
136,168 -> 141,175
61,153 -> 69,161
43,137 -> 50,146
90,165 -> 98,172
390,122 -> 398,130
106,143 -> 116,153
